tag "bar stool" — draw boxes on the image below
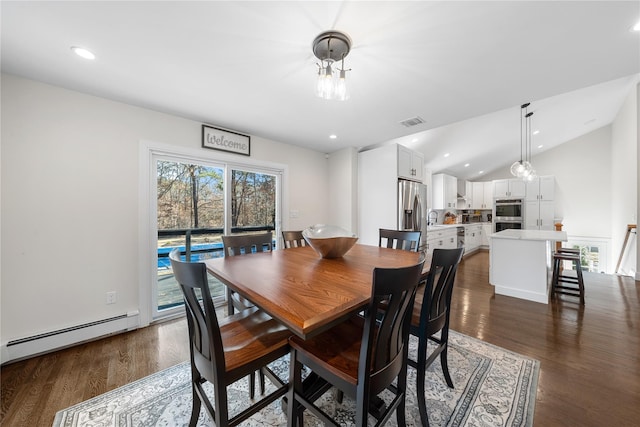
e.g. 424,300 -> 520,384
551,249 -> 585,304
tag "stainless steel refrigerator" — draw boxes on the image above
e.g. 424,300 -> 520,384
398,179 -> 428,249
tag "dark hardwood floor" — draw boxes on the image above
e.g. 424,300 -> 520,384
2,251 -> 639,426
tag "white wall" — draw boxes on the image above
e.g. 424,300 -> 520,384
611,84 -> 638,276
1,74 -> 330,351
328,147 -> 358,233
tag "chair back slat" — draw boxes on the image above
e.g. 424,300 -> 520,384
282,230 -> 306,248
362,256 -> 425,395
222,232 -> 272,256
169,249 -> 225,380
378,228 -> 421,252
419,248 -> 464,336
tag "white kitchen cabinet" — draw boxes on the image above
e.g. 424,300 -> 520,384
432,173 -> 458,209
397,144 -> 424,182
481,224 -> 492,246
524,176 -> 555,230
465,224 -> 482,252
457,180 -> 473,209
493,179 -> 525,198
471,181 -> 493,209
426,227 -> 457,257
525,176 -> 555,201
525,200 -> 555,230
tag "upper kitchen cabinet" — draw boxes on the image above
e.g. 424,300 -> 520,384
493,179 -> 525,199
397,144 -> 424,182
525,176 -> 555,201
471,181 -> 493,209
432,173 -> 458,209
457,179 -> 473,209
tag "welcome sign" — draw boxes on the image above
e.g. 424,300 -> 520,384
202,125 -> 250,156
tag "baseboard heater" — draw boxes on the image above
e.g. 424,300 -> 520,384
1,311 -> 139,365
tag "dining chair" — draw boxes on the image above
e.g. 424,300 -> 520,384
379,228 -> 421,252
408,247 -> 464,427
169,249 -> 290,427
282,230 -> 306,248
221,232 -> 272,315
286,255 -> 425,427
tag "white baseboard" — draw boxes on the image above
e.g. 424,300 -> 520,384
1,311 -> 140,365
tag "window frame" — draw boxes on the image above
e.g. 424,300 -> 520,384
139,140 -> 287,325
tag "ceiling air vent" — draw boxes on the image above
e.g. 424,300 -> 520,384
399,116 -> 425,128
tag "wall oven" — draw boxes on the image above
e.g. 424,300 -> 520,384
494,199 -> 523,218
494,199 -> 523,232
495,221 -> 523,232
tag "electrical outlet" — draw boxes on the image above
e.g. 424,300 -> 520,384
106,291 -> 117,304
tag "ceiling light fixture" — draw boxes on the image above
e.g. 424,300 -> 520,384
71,46 -> 95,60
632,21 -> 640,31
329,134 -> 337,139
312,30 -> 352,101
510,102 -> 537,181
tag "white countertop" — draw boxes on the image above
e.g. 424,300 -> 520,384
427,222 -> 491,231
490,229 -> 567,242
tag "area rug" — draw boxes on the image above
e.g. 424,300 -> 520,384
53,331 -> 538,426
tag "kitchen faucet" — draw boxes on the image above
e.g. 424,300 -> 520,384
428,210 -> 438,226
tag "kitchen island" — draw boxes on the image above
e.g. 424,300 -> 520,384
490,229 -> 567,304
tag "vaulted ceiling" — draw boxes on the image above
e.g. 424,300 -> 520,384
2,1 -> 638,180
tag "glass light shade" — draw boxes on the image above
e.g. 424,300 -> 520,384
335,69 -> 349,101
316,67 -> 326,97
317,62 -> 337,99
510,160 -> 525,177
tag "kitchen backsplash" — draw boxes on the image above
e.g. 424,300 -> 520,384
429,208 -> 492,225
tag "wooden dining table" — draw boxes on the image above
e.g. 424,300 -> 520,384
204,244 -> 426,339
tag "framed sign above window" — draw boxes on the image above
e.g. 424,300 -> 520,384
202,125 -> 250,156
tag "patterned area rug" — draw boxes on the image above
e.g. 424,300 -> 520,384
53,331 -> 538,426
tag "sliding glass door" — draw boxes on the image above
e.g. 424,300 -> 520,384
152,155 -> 281,319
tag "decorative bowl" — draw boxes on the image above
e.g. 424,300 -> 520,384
302,225 -> 358,258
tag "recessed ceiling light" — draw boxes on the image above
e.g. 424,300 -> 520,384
632,21 -> 640,31
443,153 -> 450,158
533,130 -> 540,135
464,163 -> 470,167
71,46 -> 96,60
537,144 -> 544,149
478,170 -> 484,174
329,134 -> 337,139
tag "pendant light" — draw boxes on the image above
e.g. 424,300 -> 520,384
523,110 -> 537,181
312,31 -> 352,101
510,102 -> 536,180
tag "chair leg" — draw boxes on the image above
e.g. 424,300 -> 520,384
416,337 -> 431,427
440,344 -> 454,388
260,368 -> 266,394
226,287 -> 235,315
395,364 -> 408,427
576,263 -> 585,305
287,350 -> 303,427
249,372 -> 256,399
551,256 -> 560,300
189,383 -> 201,427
